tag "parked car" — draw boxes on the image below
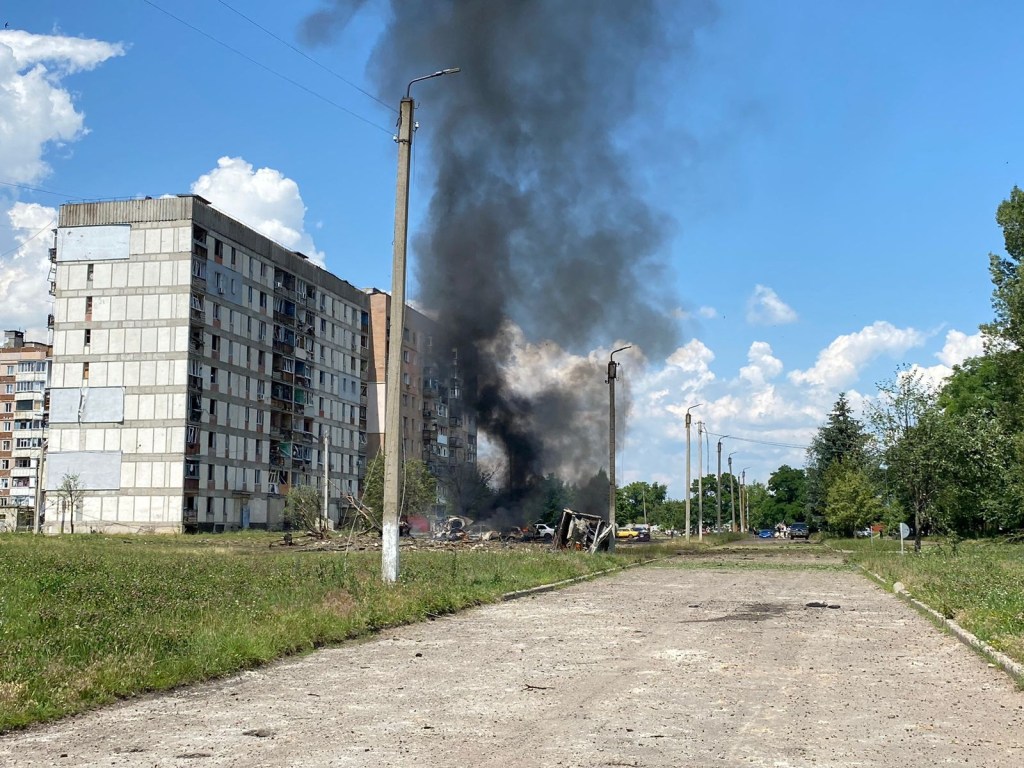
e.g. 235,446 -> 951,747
615,526 -> 640,540
757,529 -> 775,539
533,523 -> 556,540
854,527 -> 872,538
789,522 -> 810,541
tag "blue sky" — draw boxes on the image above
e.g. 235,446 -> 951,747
1,1 -> 1019,496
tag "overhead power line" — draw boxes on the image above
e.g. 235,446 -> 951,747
140,0 -> 392,135
215,0 -> 394,114
704,430 -> 809,451
0,180 -> 85,200
0,218 -> 57,259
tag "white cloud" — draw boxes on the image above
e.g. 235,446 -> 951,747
190,157 -> 326,266
788,321 -> 926,389
0,202 -> 57,339
909,329 -> 987,389
746,284 -> 797,325
0,30 -> 124,184
738,341 -> 783,387
671,305 -> 718,320
935,329 -> 984,367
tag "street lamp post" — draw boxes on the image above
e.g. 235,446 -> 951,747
607,345 -> 632,553
382,67 -> 461,584
727,451 -> 737,532
32,440 -> 47,534
716,436 -> 727,533
741,467 -> 750,533
697,420 -> 704,541
684,403 -> 701,541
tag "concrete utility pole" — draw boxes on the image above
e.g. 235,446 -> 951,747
716,437 -> 726,532
382,68 -> 460,584
323,432 -> 330,533
728,452 -> 737,532
684,404 -> 701,541
697,421 -> 703,541
607,345 -> 632,553
741,468 -> 750,532
32,440 -> 47,534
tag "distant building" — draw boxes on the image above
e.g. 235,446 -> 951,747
47,196 -> 367,533
0,331 -> 50,531
363,289 -> 477,517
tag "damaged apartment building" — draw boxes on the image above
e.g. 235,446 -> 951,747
42,195 -> 475,534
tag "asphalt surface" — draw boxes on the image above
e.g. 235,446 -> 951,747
3,551 -> 1023,766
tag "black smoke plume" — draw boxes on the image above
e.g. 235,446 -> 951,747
302,1 -> 713,498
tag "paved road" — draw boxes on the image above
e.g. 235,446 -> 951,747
3,559 -> 1023,766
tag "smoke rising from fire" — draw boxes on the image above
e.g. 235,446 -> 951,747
302,0 -> 714,491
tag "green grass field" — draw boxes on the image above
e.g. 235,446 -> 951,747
0,533 -> 671,731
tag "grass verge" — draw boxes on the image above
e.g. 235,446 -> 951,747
840,537 -> 1024,666
0,533 -> 664,732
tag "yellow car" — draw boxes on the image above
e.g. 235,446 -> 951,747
615,526 -> 640,540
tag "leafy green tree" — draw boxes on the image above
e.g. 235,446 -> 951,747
745,481 -> 775,531
522,473 -> 574,525
868,368 -> 948,550
284,485 -> 327,537
824,464 -> 884,536
361,453 -> 438,523
54,473 -> 83,535
766,465 -> 807,523
806,394 -> 873,519
617,480 -> 667,524
653,499 -> 686,533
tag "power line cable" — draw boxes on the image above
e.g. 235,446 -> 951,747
705,430 -> 808,451
215,0 -> 395,114
140,0 -> 393,136
0,180 -> 85,200
0,218 -> 56,259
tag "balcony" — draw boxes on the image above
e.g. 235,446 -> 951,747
49,247 -> 57,263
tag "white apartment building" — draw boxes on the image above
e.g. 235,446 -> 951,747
0,331 -> 50,531
47,196 -> 368,533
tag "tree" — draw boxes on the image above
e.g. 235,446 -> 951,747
617,481 -> 667,525
54,473 -> 84,535
823,464 -> 884,536
745,481 -> 775,531
361,453 -> 438,525
766,465 -> 807,523
868,368 -> 947,550
806,394 -> 872,519
284,485 -> 327,538
442,463 -> 496,519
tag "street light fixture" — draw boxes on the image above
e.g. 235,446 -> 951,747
607,345 -> 632,553
382,66 -> 461,584
684,403 -> 701,541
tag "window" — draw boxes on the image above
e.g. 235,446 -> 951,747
258,321 -> 267,341
256,409 -> 264,426
0,459 -> 8,469
212,303 -> 221,320
209,398 -> 216,416
85,296 -> 93,318
84,329 -> 91,346
211,335 -> 220,352
2,403 -> 10,413
2,441 -> 10,451
5,365 -> 13,375
3,385 -> 11,394
82,362 -> 90,381
86,264 -> 94,282
208,432 -> 215,448
214,239 -> 223,258
210,367 -> 218,385
248,286 -> 254,305
259,292 -> 267,309
186,426 -> 198,445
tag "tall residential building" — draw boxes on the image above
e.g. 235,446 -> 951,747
0,331 -> 50,531
47,196 -> 368,533
364,290 -> 477,516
